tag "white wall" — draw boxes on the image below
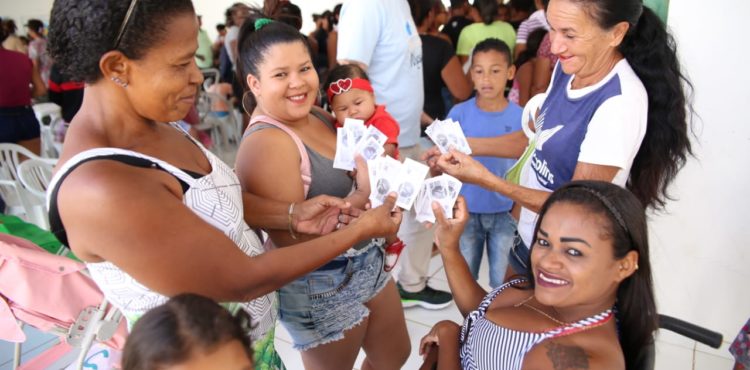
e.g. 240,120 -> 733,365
651,0 -> 750,354
193,0 -> 341,41
0,0 -> 54,26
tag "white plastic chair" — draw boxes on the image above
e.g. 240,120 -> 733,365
0,143 -> 51,229
195,92 -> 242,159
32,102 -> 63,158
17,158 -> 56,202
201,68 -> 221,91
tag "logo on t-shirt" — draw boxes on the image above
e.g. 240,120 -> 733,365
531,124 -> 564,186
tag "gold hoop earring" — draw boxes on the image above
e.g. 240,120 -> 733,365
241,91 -> 254,114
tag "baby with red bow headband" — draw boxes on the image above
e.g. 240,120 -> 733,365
325,64 -> 406,271
325,64 -> 400,159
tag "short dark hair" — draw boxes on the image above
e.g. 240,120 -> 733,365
237,11 -> 313,112
122,294 -> 253,370
25,19 -> 44,35
472,38 -> 513,65
216,23 -> 226,31
410,0 -> 436,28
48,0 -> 195,83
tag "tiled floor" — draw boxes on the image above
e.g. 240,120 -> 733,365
0,240 -> 737,370
0,144 -> 737,369
271,254 -> 737,370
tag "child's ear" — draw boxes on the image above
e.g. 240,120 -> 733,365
507,64 -> 517,81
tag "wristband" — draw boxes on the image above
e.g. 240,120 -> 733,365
288,202 -> 298,240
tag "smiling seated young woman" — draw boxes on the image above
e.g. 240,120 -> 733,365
420,180 -> 657,370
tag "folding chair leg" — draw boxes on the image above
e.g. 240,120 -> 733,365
13,320 -> 23,370
71,300 -> 108,370
13,341 -> 21,370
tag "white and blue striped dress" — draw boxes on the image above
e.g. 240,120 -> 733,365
459,279 -> 614,370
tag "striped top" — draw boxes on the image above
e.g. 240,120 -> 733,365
515,9 -> 550,44
459,279 -> 614,370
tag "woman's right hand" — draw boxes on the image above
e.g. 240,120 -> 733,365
421,146 -> 444,177
348,193 -> 403,240
436,149 -> 490,185
433,196 -> 468,254
293,195 -> 359,235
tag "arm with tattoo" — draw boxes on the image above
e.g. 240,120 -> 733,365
544,342 -> 590,370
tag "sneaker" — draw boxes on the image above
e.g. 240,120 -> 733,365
397,283 -> 453,310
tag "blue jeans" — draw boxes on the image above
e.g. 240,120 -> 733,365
508,230 -> 531,277
458,212 -> 515,288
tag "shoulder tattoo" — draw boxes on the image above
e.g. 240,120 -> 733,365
545,342 -> 590,370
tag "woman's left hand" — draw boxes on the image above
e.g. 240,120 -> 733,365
432,196 -> 469,254
419,320 -> 461,358
436,149 -> 489,185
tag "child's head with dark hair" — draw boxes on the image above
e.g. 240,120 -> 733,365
470,38 -> 515,104
122,294 -> 253,370
324,64 -> 379,125
237,13 -> 317,118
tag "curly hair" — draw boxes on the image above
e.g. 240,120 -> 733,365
48,0 -> 194,83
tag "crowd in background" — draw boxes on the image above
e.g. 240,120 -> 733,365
2,0 -> 748,370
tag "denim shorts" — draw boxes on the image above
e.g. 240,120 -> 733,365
508,230 -> 531,277
278,240 -> 390,350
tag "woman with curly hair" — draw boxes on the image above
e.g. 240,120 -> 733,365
45,1 -> 402,368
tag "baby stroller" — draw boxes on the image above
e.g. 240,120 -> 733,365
0,233 -> 127,369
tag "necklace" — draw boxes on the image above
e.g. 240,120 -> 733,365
514,295 -> 570,326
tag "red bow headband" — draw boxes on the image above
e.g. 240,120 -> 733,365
326,78 -> 373,103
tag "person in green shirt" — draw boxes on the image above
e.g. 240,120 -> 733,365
195,15 -> 213,69
456,0 -> 516,66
